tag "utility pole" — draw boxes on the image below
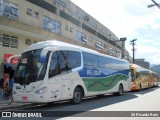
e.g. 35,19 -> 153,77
130,39 -> 137,63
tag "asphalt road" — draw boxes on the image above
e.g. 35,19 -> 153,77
10,86 -> 160,120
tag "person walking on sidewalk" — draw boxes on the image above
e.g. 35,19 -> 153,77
9,67 -> 14,95
0,78 -> 4,100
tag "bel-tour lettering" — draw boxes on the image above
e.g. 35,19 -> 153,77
87,70 -> 101,76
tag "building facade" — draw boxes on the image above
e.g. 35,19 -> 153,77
135,59 -> 150,69
0,0 -> 130,78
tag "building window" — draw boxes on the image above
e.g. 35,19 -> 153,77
0,34 -> 18,48
76,11 -> 84,20
34,11 -> 39,18
0,0 -> 18,20
53,0 -> 66,8
2,34 -> 10,47
65,25 -> 69,30
10,36 -> 18,48
88,36 -> 93,42
102,30 -> 107,36
70,27 -> 73,32
26,39 -> 31,45
27,8 -> 32,16
89,20 -> 97,30
0,33 -> 2,46
108,48 -> 115,56
43,16 -> 61,34
76,31 -> 86,43
95,41 -> 103,50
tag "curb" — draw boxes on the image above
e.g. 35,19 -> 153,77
0,102 -> 32,111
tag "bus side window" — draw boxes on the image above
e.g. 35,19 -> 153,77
136,72 -> 139,79
49,52 -> 59,78
58,51 -> 67,72
131,69 -> 134,82
67,51 -> 81,69
83,52 -> 98,67
98,56 -> 105,68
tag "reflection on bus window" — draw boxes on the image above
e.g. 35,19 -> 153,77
49,52 -> 59,78
131,69 -> 134,82
136,72 -> 139,79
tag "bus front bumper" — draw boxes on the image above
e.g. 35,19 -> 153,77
131,84 -> 138,91
12,93 -> 48,103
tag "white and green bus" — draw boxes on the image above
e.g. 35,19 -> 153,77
13,40 -> 131,104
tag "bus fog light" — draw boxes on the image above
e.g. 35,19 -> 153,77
34,87 -> 47,94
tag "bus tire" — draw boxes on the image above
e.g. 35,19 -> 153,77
138,84 -> 142,91
117,84 -> 123,96
113,84 -> 123,96
71,87 -> 82,104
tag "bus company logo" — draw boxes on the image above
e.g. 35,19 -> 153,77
2,112 -> 11,117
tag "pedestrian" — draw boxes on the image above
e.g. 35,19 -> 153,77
9,67 -> 14,95
4,81 -> 9,95
9,78 -> 14,95
0,78 -> 4,100
0,78 -> 4,89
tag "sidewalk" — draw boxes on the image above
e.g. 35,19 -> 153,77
0,99 -> 31,111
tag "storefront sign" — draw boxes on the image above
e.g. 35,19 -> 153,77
4,54 -> 19,64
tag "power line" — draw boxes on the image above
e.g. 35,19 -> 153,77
137,0 -> 155,12
151,0 -> 160,9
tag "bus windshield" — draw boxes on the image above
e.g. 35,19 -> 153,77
14,49 -> 49,85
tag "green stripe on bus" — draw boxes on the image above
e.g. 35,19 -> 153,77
82,74 -> 128,92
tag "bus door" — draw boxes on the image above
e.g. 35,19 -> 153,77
131,69 -> 135,83
48,52 -> 62,101
149,72 -> 152,87
61,73 -> 73,100
58,51 -> 73,100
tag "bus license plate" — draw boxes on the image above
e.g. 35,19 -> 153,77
22,96 -> 27,101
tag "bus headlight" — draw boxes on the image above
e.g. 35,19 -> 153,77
34,87 -> 47,94
12,89 -> 16,94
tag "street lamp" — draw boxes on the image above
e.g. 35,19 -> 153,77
147,4 -> 160,8
147,0 -> 160,9
147,4 -> 156,8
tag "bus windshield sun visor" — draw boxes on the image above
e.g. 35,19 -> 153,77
39,47 -> 55,63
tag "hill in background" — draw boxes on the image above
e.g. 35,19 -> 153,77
150,65 -> 160,79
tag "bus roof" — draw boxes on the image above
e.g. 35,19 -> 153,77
24,40 -> 98,53
24,40 -> 128,62
130,64 -> 151,72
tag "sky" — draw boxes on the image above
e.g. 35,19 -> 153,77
70,0 -> 160,65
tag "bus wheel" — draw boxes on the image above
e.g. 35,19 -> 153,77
117,84 -> 123,96
138,84 -> 142,92
114,84 -> 123,96
71,87 -> 82,104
